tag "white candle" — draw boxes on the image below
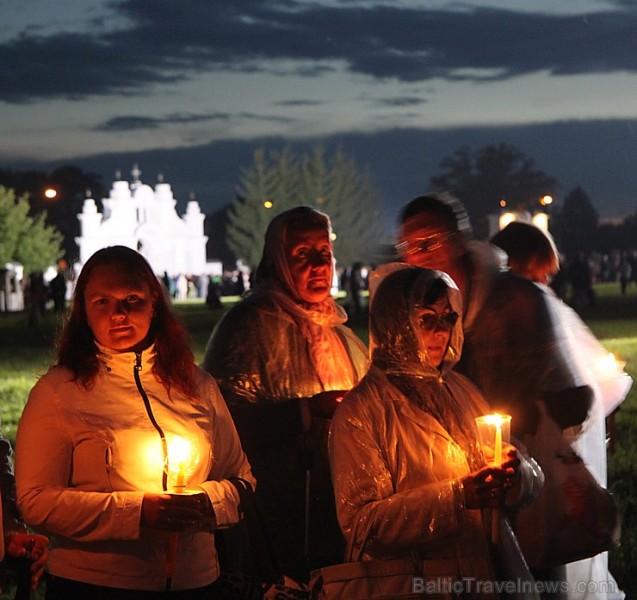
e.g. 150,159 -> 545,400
474,413 -> 511,545
494,419 -> 503,466
168,436 -> 192,492
475,413 -> 509,466
164,435 -> 195,591
175,464 -> 186,492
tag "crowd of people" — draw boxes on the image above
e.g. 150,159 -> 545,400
0,196 -> 631,599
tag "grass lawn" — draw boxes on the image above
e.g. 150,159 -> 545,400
0,283 -> 636,597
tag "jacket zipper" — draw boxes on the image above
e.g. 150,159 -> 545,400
133,352 -> 169,492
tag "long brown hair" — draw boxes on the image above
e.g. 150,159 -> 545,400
56,246 -> 198,397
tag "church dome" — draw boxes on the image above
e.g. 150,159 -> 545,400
134,184 -> 154,200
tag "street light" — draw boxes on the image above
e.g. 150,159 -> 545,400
499,211 -> 517,230
44,188 -> 58,200
540,195 -> 553,207
532,194 -> 553,231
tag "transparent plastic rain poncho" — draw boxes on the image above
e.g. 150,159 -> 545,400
201,207 -> 368,403
329,266 -> 541,597
457,241 -> 594,439
541,283 -> 631,600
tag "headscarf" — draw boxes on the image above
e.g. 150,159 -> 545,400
253,206 -> 356,391
369,265 -> 482,469
369,265 -> 463,378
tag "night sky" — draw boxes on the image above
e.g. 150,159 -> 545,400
2,0 -> 637,230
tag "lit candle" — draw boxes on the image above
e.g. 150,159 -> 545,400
164,435 -> 196,590
474,413 -> 512,545
494,418 -> 503,466
603,352 -> 622,369
474,413 -> 510,466
168,436 -> 193,493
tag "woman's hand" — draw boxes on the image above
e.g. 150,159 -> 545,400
500,444 -> 521,490
5,532 -> 50,590
462,465 -> 506,509
462,446 -> 522,509
141,492 -> 214,532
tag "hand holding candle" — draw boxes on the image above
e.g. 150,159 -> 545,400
141,435 -> 205,531
165,435 -> 199,590
474,413 -> 512,544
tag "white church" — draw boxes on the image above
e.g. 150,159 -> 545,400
76,166 -> 219,278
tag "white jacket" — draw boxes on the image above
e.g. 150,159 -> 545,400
15,345 -> 254,591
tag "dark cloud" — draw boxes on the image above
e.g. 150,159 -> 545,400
374,96 -> 427,107
236,112 -> 296,124
95,112 -> 232,131
95,116 -> 163,131
94,110 -> 294,131
0,31 -> 185,103
275,99 -> 324,107
3,0 -> 637,102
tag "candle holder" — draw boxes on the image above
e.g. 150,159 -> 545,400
474,414 -> 511,466
474,413 -> 511,545
166,436 -> 199,493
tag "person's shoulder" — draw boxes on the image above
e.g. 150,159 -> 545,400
219,292 -> 284,322
493,270 -> 540,292
32,366 -> 74,388
492,271 -> 547,306
335,323 -> 368,355
192,366 -> 224,400
193,365 -> 222,387
335,367 -> 385,417
483,272 -> 553,333
445,370 -> 488,406
27,367 -> 76,405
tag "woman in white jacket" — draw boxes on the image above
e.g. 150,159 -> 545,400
16,246 -> 254,599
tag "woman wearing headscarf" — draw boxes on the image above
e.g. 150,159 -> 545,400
329,265 -> 542,599
202,206 -> 368,580
202,205 -> 367,403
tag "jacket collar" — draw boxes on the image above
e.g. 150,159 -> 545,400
97,343 -> 156,375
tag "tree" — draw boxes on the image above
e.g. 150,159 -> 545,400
0,186 -> 63,274
226,145 -> 383,270
226,146 -> 300,269
305,146 -> 383,267
430,143 -> 558,238
0,165 -> 104,262
551,186 -> 599,256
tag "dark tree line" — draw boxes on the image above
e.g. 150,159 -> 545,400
225,145 -> 385,270
430,143 -> 559,239
2,144 -> 635,273
427,143 -> 636,256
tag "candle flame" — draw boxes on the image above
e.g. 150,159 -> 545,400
481,413 -> 505,427
168,436 -> 192,466
166,435 -> 199,492
600,352 -> 625,369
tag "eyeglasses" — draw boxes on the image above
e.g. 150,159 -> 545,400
395,231 -> 456,257
418,311 -> 459,332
